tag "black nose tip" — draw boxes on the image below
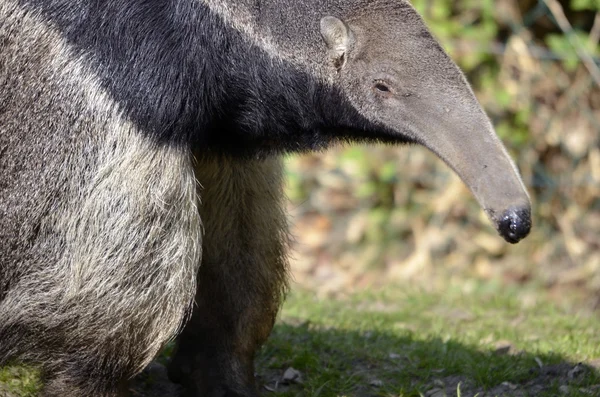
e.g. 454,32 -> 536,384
498,207 -> 531,244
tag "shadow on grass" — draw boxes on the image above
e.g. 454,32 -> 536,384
256,321 -> 600,397
1,322 -> 599,397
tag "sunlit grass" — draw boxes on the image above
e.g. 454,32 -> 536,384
257,284 -> 600,396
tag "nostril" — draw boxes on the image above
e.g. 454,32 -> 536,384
498,207 -> 531,244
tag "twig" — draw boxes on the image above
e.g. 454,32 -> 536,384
542,0 -> 600,88
590,12 -> 600,46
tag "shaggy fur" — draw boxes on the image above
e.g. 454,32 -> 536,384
0,3 -> 201,395
0,0 -> 530,396
167,155 -> 289,396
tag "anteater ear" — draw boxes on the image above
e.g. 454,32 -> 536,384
320,16 -> 352,69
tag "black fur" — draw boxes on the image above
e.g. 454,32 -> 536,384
18,0 -> 401,157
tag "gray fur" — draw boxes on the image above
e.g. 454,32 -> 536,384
1,2 -> 201,394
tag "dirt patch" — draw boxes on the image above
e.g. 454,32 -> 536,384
420,363 -> 600,397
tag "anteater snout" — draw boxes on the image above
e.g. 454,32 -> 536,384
498,207 -> 531,244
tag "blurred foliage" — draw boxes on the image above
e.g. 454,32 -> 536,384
285,0 -> 600,309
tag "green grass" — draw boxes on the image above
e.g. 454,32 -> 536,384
0,365 -> 41,397
257,284 -> 600,397
2,283 -> 599,396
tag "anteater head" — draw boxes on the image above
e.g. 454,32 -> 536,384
318,2 -> 531,243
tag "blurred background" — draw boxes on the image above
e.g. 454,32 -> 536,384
285,0 -> 600,309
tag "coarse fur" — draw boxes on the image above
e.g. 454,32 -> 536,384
169,155 -> 289,396
0,2 -> 202,394
0,0 -> 531,396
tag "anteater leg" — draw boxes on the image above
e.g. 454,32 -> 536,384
169,155 -> 289,397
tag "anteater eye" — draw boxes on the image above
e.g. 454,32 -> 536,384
374,80 -> 390,93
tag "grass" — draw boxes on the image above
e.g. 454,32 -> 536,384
1,282 -> 599,396
256,283 -> 600,397
0,365 -> 41,397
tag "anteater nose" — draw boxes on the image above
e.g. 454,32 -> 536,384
498,207 -> 531,244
